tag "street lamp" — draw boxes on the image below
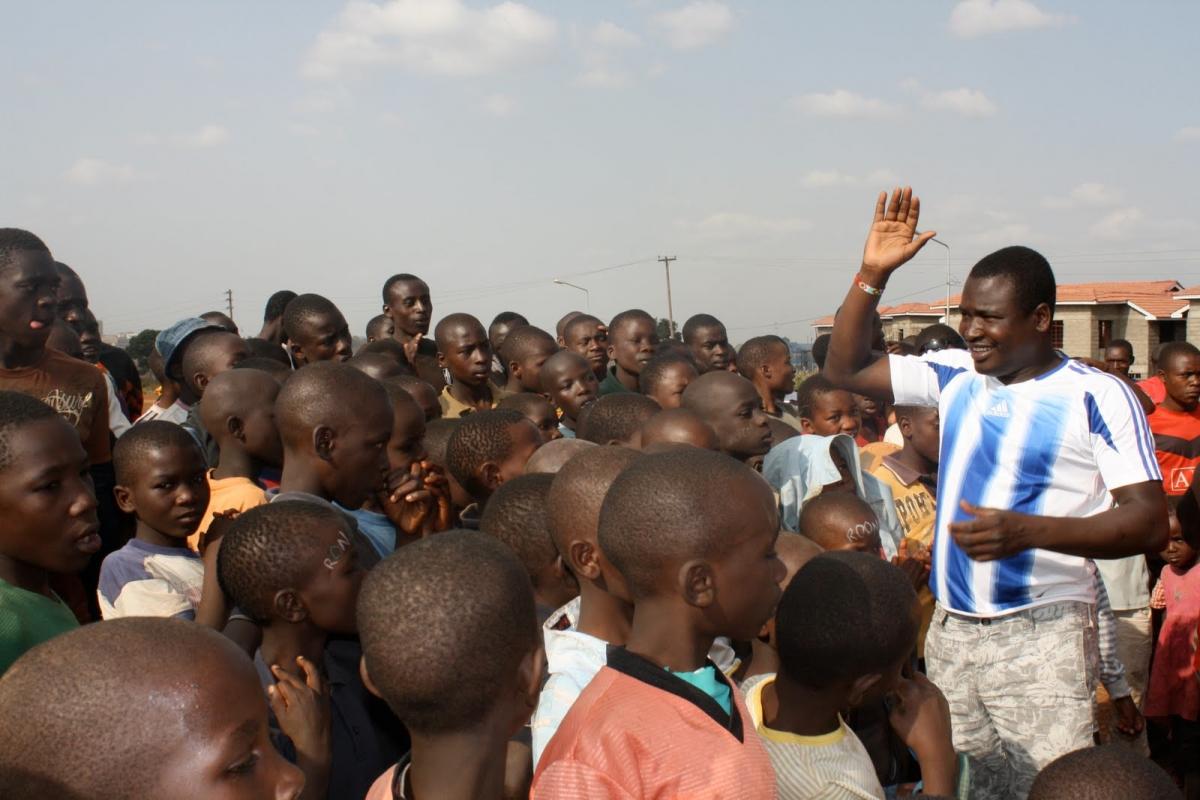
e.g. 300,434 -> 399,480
553,279 -> 590,313
928,238 -> 951,324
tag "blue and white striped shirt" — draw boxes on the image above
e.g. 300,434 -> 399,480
891,350 -> 1160,617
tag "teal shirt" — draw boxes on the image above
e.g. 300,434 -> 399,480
599,365 -> 634,396
668,663 -> 732,715
0,579 -> 79,675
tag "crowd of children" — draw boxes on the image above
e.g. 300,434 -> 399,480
0,185 -> 1193,799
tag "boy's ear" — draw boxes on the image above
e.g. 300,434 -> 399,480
113,485 -> 136,515
518,643 -> 546,717
312,425 -> 336,462
289,343 -> 305,366
227,414 -> 247,442
607,342 -> 616,360
508,359 -> 522,380
679,560 -> 716,608
272,588 -> 308,624
568,539 -> 601,580
847,673 -> 883,708
436,350 -> 447,369
360,656 -> 383,700
192,371 -> 209,395
479,460 -> 503,493
799,418 -> 815,435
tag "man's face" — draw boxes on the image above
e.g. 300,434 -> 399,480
766,344 -> 796,393
1104,345 -> 1132,377
291,312 -> 352,365
689,324 -> 733,373
385,280 -> 432,337
608,318 -> 658,376
328,399 -> 393,509
704,378 -> 772,459
523,400 -> 563,443
647,362 -> 698,410
903,407 -> 941,466
192,333 -> 250,394
78,318 -> 102,363
802,390 -> 861,438
0,417 -> 99,575
1162,352 -> 1200,412
958,275 -> 1048,380
438,324 -> 493,387
511,339 -> 559,393
545,358 -> 599,419
0,251 -> 59,349
55,270 -> 89,331
710,479 -> 785,641
489,319 -> 524,357
566,319 -> 609,377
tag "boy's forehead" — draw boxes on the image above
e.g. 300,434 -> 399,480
388,279 -> 430,299
1,249 -> 57,280
2,416 -> 86,471
814,388 -> 854,409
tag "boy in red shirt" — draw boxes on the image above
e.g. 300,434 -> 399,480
1148,342 -> 1200,496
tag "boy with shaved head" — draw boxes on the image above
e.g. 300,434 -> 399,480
0,617 -> 305,799
382,273 -> 444,390
533,449 -> 783,796
680,370 -> 772,463
499,325 -> 558,399
540,349 -> 599,439
283,294 -> 352,367
738,334 -> 801,431
435,313 -> 495,418
359,531 -> 543,800
601,309 -> 658,395
577,392 -> 660,447
639,407 -> 720,452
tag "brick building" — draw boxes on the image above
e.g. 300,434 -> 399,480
812,280 -> 1193,379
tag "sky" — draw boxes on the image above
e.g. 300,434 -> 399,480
2,0 -> 1198,343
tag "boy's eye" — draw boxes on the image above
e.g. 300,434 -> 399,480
35,480 -> 61,492
226,752 -> 259,776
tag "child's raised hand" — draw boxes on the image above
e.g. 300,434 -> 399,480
269,656 -> 332,765
402,332 -> 423,369
860,187 -> 935,279
887,672 -> 957,796
891,554 -> 930,590
1112,695 -> 1145,738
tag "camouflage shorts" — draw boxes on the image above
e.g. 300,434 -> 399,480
926,600 -> 1097,800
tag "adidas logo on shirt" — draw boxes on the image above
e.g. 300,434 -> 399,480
986,399 -> 1010,418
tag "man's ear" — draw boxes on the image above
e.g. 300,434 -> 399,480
568,539 -> 602,580
272,589 -> 308,624
312,425 -> 336,462
898,415 -> 913,440
479,460 -> 503,493
1034,303 -> 1053,335
679,559 -> 716,608
360,655 -> 383,700
113,485 -> 136,515
508,359 -> 522,381
847,672 -> 884,708
437,350 -> 447,370
289,343 -> 305,366
192,371 -> 209,395
227,414 -> 247,443
607,343 -> 617,361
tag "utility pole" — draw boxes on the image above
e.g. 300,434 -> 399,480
658,256 -> 677,339
225,289 -> 234,322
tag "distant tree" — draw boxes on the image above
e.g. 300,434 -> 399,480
126,328 -> 159,373
656,318 -> 681,342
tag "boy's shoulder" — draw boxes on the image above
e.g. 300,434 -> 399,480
0,580 -> 79,674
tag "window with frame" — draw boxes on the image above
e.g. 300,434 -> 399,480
1051,320 -> 1065,350
1098,319 -> 1113,350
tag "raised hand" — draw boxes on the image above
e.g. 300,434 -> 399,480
861,187 -> 936,278
402,332 -> 423,369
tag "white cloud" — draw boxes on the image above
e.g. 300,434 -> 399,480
482,93 -> 514,116
1041,182 -> 1122,209
64,158 -> 137,186
592,21 -> 640,48
1174,126 -> 1200,143
287,123 -> 322,138
303,0 -> 557,79
962,222 -> 1033,247
792,89 -> 897,118
1090,207 -> 1143,241
866,168 -> 901,185
902,79 -> 996,117
577,67 -> 631,89
654,2 -> 733,50
803,170 -> 856,188
949,0 -> 1074,39
176,124 -> 229,148
683,211 -> 811,238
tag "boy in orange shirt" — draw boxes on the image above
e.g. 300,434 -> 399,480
532,449 -> 783,798
1148,341 -> 1200,496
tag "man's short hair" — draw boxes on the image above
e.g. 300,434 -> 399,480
282,294 -> 343,342
490,311 -> 528,329
1106,338 -> 1134,358
682,313 -> 724,344
365,314 -> 392,340
0,228 -> 51,272
0,617 -> 261,800
775,551 -> 917,688
275,362 -> 388,448
562,313 -> 603,341
112,421 -> 203,486
577,393 -> 660,444
0,392 -> 59,473
608,309 -> 655,334
217,502 -> 347,623
499,325 -> 557,365
263,290 -> 297,324
597,448 -> 765,597
968,246 -> 1057,316
243,337 -> 293,365
357,531 -> 537,734
546,445 -> 642,556
445,409 -> 527,497
422,418 -> 460,465
638,352 -> 697,394
381,273 -> 425,303
914,323 -> 966,353
796,373 -> 839,418
736,335 -> 788,377
1157,340 -> 1200,368
479,473 -> 557,580
1028,744 -> 1179,800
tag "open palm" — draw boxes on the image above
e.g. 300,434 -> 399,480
861,187 -> 935,275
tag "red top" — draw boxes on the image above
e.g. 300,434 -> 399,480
1148,404 -> 1200,495
1146,562 -> 1200,720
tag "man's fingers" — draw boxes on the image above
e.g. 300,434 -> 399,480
896,186 -> 912,223
885,187 -> 902,221
906,193 -> 922,229
296,656 -> 324,693
872,191 -> 887,224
